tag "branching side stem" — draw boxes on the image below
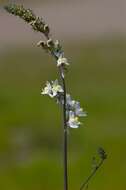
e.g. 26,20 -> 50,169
80,158 -> 105,190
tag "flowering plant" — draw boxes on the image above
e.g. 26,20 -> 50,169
4,4 -> 107,190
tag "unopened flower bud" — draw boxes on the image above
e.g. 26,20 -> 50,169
98,147 -> 107,160
37,40 -> 46,47
47,38 -> 54,48
44,24 -> 50,34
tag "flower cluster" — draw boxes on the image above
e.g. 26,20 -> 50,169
41,80 -> 87,128
41,80 -> 63,98
4,4 -> 36,22
38,39 -> 69,68
66,94 -> 87,128
5,4 -> 69,71
4,4 -> 50,36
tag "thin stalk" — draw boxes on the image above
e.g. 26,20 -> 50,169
59,68 -> 68,190
50,49 -> 68,190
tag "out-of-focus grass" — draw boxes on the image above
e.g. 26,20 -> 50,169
0,38 -> 126,190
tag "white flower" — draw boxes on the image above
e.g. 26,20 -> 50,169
41,81 -> 53,97
41,80 -> 63,98
74,102 -> 87,117
67,111 -> 81,128
52,80 -> 63,96
66,94 -> 86,116
57,56 -> 69,67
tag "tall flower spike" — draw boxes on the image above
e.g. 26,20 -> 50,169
4,5 -> 100,190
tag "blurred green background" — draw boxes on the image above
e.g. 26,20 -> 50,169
0,1 -> 126,190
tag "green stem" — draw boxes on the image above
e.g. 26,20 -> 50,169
80,159 -> 105,190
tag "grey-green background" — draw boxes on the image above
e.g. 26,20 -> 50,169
0,1 -> 126,190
